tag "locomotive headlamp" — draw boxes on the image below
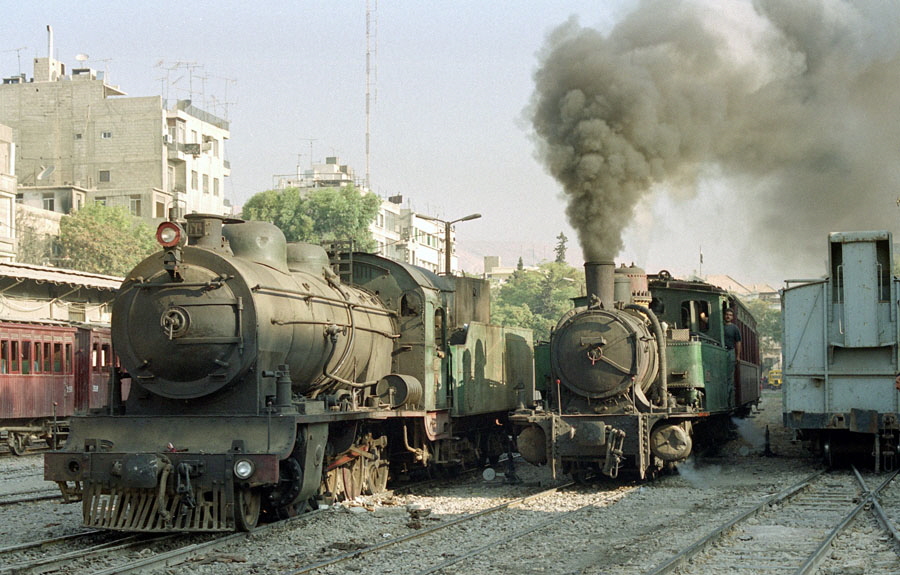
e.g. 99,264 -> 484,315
156,221 -> 185,248
233,459 -> 255,480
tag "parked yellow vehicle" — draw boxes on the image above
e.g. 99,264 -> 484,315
767,368 -> 782,388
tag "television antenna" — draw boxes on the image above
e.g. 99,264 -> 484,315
2,47 -> 28,76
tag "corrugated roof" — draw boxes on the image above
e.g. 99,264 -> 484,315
0,262 -> 122,291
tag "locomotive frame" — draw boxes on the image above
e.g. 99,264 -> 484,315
45,214 -> 533,532
512,262 -> 760,480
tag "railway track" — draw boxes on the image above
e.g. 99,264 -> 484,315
0,445 -> 51,458
0,487 -> 60,506
276,482 -> 637,575
1,509 -> 334,575
0,529 -> 187,575
645,468 -> 900,575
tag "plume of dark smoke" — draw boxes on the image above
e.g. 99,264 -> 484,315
530,0 -> 900,272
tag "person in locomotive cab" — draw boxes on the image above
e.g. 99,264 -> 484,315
723,308 -> 742,403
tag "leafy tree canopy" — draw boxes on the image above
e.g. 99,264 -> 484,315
241,185 -> 381,251
57,203 -> 158,276
491,261 -> 584,341
744,297 -> 782,346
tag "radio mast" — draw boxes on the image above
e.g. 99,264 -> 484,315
365,1 -> 377,191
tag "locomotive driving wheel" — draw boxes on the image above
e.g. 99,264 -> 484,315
235,487 -> 261,531
363,444 -> 390,495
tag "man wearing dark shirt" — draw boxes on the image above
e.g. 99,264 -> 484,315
724,309 -> 742,356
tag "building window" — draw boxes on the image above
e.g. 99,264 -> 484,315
68,303 -> 86,323
213,178 -> 219,196
101,131 -> 112,139
42,193 -> 55,211
129,195 -> 142,217
203,174 -> 209,194
95,197 -> 107,206
191,130 -> 198,143
156,201 -> 165,218
74,133 -> 82,140
191,170 -> 198,190
99,170 -> 110,183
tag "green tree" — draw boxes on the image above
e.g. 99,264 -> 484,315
554,232 -> 568,263
241,185 -> 381,251
491,261 -> 584,341
57,203 -> 158,276
241,187 -> 312,242
305,187 -> 382,251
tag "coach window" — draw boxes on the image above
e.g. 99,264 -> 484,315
10,340 -> 19,372
43,342 -> 52,372
0,340 -> 7,373
34,342 -> 42,374
101,343 -> 112,371
66,343 -> 73,374
53,343 -> 63,372
21,340 -> 33,374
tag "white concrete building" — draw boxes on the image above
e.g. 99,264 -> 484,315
367,196 -> 461,275
270,156 -> 464,275
273,157 -> 360,190
0,124 -> 16,261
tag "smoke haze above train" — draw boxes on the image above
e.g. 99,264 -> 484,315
529,0 -> 900,273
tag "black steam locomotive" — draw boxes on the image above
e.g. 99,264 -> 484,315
45,214 -> 533,532
511,262 -> 760,480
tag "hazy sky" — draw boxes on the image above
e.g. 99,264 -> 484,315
6,1 -> 899,287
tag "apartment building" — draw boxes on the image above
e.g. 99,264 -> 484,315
0,124 -> 15,261
369,195 -> 458,275
0,32 -> 229,222
272,159 -> 462,275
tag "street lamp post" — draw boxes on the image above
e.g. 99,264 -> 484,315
418,212 -> 482,275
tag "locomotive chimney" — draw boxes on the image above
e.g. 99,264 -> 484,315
584,260 -> 615,307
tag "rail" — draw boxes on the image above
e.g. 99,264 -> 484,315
645,467 -> 900,575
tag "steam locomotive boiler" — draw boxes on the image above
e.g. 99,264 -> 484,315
512,262 -> 760,480
45,214 -> 533,532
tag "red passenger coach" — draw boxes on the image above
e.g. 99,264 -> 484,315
0,321 -> 115,454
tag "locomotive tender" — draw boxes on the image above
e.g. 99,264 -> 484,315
782,230 -> 900,470
45,214 -> 533,532
512,262 -> 760,480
